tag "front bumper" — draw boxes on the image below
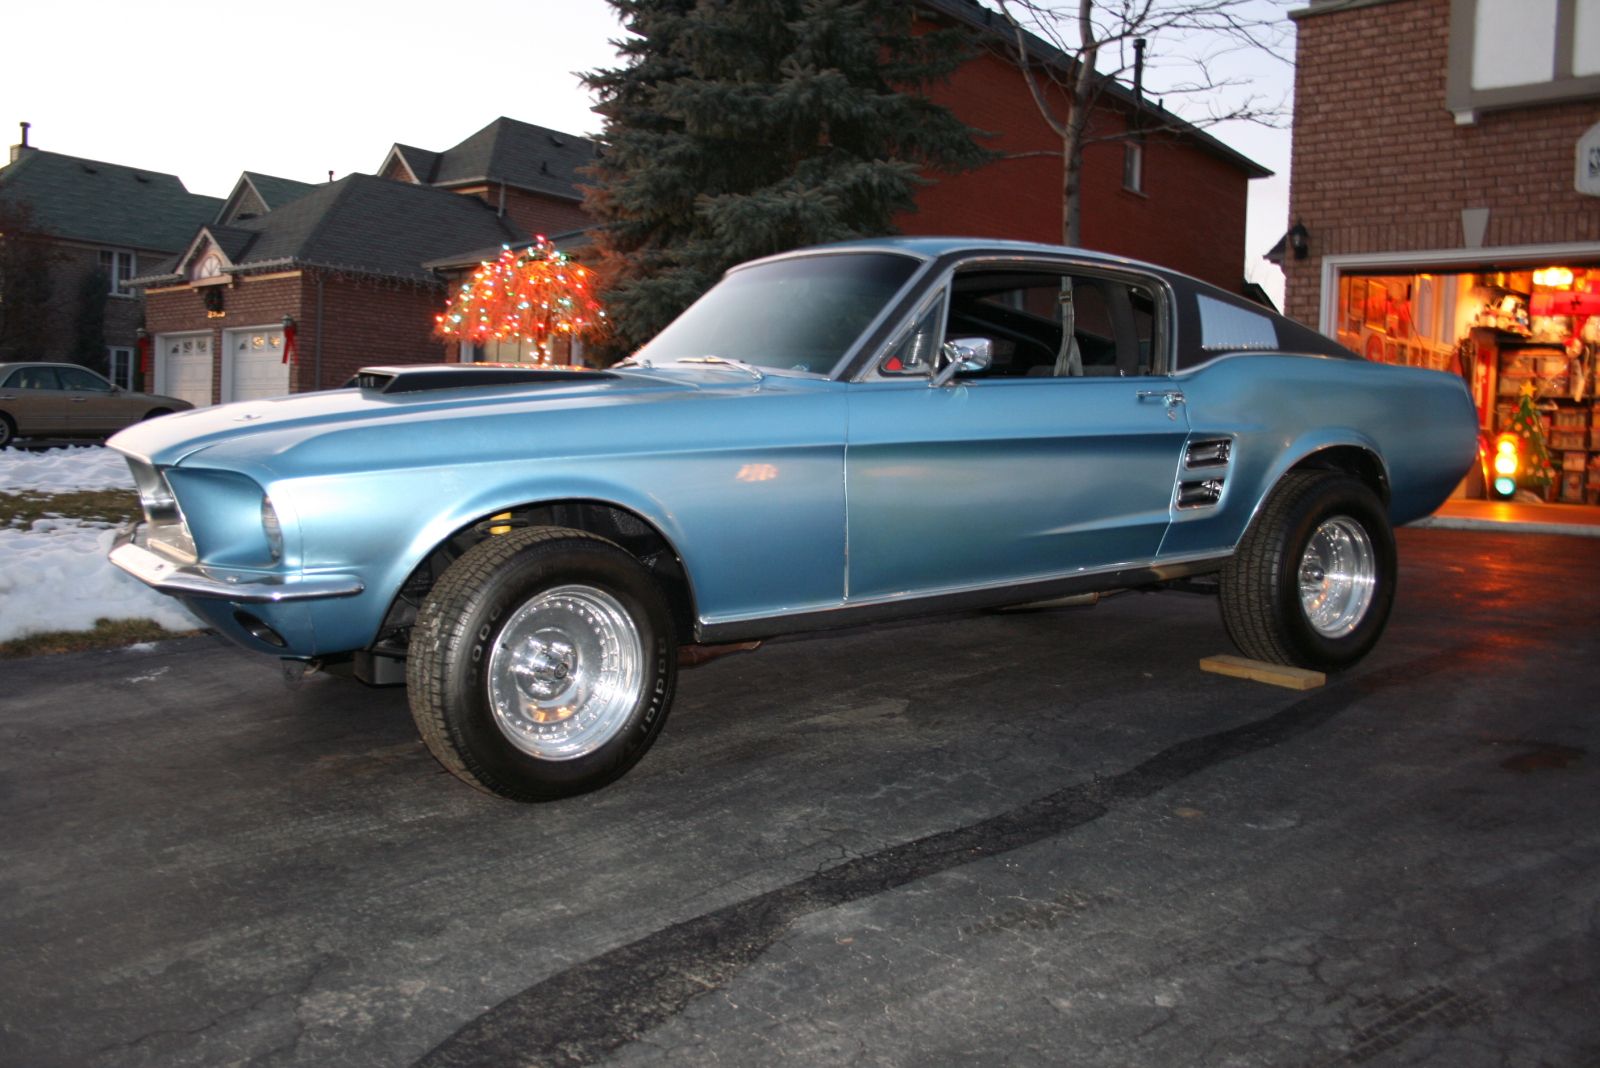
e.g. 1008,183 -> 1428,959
110,523 -> 365,603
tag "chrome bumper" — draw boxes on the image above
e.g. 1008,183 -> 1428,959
110,524 -> 365,603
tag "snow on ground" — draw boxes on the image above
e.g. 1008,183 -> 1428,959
0,447 -> 200,643
0,445 -> 135,493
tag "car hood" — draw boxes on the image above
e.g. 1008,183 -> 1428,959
107,367 -> 829,473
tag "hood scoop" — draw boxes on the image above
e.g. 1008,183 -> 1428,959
351,365 -> 616,394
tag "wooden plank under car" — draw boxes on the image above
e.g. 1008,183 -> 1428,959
1199,654 -> 1326,691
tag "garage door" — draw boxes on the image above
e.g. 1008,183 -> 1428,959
224,328 -> 290,403
158,334 -> 214,408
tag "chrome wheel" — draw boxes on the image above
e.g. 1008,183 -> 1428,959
487,584 -> 644,761
1297,515 -> 1376,638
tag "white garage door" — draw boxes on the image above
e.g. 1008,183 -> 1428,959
224,328 -> 290,403
158,333 -> 214,408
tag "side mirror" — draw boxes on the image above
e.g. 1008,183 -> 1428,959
930,337 -> 994,387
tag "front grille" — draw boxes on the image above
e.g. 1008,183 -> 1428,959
126,458 -> 197,562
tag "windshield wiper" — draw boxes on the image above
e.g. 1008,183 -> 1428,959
671,355 -> 766,382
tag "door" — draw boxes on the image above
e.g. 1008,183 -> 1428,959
844,262 -> 1189,602
0,365 -> 67,433
54,365 -> 135,435
158,333 -> 214,408
224,328 -> 289,402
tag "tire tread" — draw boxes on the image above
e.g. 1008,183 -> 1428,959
406,526 -> 628,800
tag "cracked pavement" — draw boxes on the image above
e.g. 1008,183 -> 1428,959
2,528 -> 1597,1067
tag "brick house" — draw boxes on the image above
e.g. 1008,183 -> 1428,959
126,3 -> 1269,406
913,0 -> 1271,293
1282,0 -> 1600,502
0,124 -> 220,385
134,119 -> 590,405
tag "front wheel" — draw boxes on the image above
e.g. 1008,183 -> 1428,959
1220,471 -> 1396,671
407,527 -> 677,801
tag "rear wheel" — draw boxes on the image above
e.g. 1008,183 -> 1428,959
1220,471 -> 1395,671
407,527 -> 677,801
0,413 -> 14,449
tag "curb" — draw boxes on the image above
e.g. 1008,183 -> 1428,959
1407,515 -> 1600,539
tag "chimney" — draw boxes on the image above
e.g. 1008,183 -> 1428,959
10,120 -> 34,164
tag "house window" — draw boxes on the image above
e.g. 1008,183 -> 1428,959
99,250 -> 137,297
1447,0 -> 1600,120
107,347 -> 135,388
1123,142 -> 1144,194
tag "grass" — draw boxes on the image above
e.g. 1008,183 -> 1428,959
1,488 -> 142,529
1,488 -> 201,657
0,617 -> 201,659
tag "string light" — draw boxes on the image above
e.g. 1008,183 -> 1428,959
434,235 -> 607,362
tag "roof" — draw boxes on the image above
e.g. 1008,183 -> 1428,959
140,174 -> 523,286
215,172 -> 319,226
0,147 -> 223,251
918,0 -> 1273,180
382,118 -> 598,202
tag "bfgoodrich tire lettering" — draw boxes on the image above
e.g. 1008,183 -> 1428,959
406,526 -> 677,801
1220,471 -> 1396,671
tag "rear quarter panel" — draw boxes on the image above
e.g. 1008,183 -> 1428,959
1159,354 -> 1478,559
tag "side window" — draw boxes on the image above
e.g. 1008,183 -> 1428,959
57,367 -> 112,392
12,367 -> 62,390
932,268 -> 1160,378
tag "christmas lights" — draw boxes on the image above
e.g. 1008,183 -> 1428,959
434,235 -> 607,362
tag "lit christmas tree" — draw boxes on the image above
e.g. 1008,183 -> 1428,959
435,236 -> 607,363
1508,381 -> 1555,492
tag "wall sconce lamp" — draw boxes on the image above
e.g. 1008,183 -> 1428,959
282,314 -> 295,330
1288,221 -> 1310,260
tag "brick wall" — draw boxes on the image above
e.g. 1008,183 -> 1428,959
903,44 -> 1254,292
306,272 -> 450,389
454,184 -> 592,241
1286,0 -> 1600,326
143,271 -> 449,401
17,241 -> 156,368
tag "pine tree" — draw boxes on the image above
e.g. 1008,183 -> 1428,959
583,0 -> 993,354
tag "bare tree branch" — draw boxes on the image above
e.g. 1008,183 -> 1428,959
985,0 -> 1292,244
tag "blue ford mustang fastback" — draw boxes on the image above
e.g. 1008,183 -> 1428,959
109,238 -> 1478,801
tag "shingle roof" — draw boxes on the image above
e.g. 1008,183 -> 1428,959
239,172 -> 318,212
0,148 -> 223,251
386,145 -> 441,183
387,118 -> 598,202
156,174 -> 523,285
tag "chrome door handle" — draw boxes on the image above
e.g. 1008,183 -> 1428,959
1137,390 -> 1185,419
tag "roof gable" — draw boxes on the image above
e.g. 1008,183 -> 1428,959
383,118 -> 598,202
163,174 -> 522,284
216,172 -> 319,225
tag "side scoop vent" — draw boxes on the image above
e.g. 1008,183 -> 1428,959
350,365 -> 615,394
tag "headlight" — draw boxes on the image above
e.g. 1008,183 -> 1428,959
262,496 -> 284,563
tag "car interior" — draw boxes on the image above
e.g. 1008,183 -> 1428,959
880,268 -> 1159,379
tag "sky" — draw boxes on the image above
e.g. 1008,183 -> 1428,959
1,0 -> 1292,303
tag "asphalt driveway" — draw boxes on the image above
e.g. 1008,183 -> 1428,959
2,527 -> 1596,1067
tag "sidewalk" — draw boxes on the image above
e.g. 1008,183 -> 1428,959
1409,497 -> 1600,538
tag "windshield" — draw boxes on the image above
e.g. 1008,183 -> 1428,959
632,251 -> 922,376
